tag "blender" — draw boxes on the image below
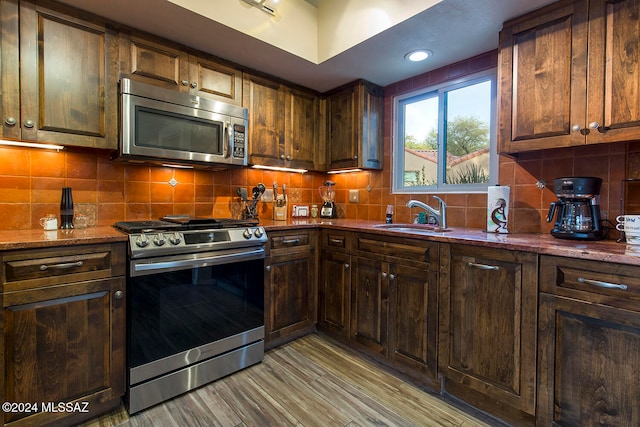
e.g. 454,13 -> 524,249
319,181 -> 337,218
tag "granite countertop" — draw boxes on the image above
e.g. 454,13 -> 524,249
1,220 -> 638,266
262,218 -> 640,266
0,226 -> 128,251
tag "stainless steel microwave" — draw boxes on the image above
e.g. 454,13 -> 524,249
114,78 -> 248,169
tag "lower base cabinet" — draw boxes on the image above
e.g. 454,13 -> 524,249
537,256 -> 640,426
439,244 -> 538,426
1,243 -> 126,427
265,230 -> 317,349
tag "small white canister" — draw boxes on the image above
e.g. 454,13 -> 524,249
487,185 -> 510,233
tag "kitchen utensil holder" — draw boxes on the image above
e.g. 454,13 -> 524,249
242,199 -> 260,220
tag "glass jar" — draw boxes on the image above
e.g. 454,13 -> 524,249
311,205 -> 318,218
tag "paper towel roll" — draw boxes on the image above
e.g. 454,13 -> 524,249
487,185 -> 510,233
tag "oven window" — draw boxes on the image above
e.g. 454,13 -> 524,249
135,106 -> 223,155
128,258 -> 264,369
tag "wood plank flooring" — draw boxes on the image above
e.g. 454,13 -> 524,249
80,333 -> 496,427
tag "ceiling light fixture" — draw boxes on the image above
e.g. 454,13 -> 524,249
405,49 -> 432,62
241,0 -> 277,16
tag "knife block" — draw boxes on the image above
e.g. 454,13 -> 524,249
273,195 -> 287,221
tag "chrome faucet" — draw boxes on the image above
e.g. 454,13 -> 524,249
407,196 -> 447,229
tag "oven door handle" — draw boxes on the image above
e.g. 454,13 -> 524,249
130,247 -> 265,276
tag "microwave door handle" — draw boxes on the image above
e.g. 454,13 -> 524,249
223,121 -> 232,158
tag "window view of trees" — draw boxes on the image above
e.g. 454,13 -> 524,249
397,76 -> 494,191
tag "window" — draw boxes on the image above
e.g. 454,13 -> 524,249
393,70 -> 497,193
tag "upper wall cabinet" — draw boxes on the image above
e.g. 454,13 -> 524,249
327,80 -> 383,170
119,31 -> 243,106
243,73 -> 322,170
0,0 -> 118,148
498,0 -> 640,154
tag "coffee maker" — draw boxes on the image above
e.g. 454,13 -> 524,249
546,177 -> 605,240
319,181 -> 337,218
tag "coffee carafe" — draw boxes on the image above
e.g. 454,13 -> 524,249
319,181 -> 337,218
546,177 -> 605,240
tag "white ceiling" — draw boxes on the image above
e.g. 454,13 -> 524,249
58,0 -> 557,93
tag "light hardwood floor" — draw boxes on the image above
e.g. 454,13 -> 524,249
80,334 -> 497,427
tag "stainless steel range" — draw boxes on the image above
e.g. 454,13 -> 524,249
114,217 -> 267,414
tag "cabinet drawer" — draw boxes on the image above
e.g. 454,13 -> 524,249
321,229 -> 350,252
540,255 -> 640,311
269,230 -> 315,254
1,243 -> 126,292
352,233 -> 438,270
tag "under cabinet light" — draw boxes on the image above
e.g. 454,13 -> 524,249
327,169 -> 363,174
0,139 -> 64,151
252,165 -> 308,174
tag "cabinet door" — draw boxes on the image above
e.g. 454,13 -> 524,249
328,84 -> 357,169
2,277 -> 125,426
1,0 -> 20,139
285,86 -> 318,170
189,55 -> 243,105
388,263 -> 438,382
498,1 -> 588,153
19,0 -> 118,148
319,250 -> 351,337
538,293 -> 640,426
351,256 -> 387,355
266,252 -> 315,344
439,245 -> 538,420
119,31 -> 190,90
244,73 -> 285,167
586,0 -> 640,144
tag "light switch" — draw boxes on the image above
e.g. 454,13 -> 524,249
349,189 -> 360,203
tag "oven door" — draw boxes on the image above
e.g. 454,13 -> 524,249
127,247 -> 265,386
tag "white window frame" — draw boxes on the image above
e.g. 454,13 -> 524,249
392,68 -> 498,194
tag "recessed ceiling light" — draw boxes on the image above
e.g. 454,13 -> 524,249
405,50 -> 432,62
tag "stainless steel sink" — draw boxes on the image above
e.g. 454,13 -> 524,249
373,223 -> 451,234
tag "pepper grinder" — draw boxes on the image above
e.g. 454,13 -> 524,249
60,187 -> 74,229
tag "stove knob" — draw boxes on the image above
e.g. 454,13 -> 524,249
153,233 -> 167,246
135,233 -> 150,248
169,232 -> 182,245
254,228 -> 264,238
243,228 -> 253,239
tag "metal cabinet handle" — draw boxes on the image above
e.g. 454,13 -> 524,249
381,272 -> 387,279
5,116 -> 16,126
577,277 -> 628,290
114,290 -> 124,299
389,273 -> 395,280
286,155 -> 291,160
23,119 -> 34,128
40,260 -> 84,271
571,124 -> 583,132
280,154 -> 285,160
467,262 -> 499,271
265,265 -> 271,272
344,263 -> 349,269
282,239 -> 300,245
329,238 -> 344,244
353,155 -> 358,160
190,82 -> 197,89
588,121 -> 609,133
181,80 -> 189,86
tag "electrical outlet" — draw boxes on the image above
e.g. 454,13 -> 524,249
349,189 -> 360,203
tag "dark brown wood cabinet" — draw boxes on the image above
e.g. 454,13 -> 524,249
0,243 -> 126,427
318,230 -> 351,337
326,80 -> 383,170
243,73 -> 321,170
351,233 -> 439,383
119,30 -> 243,105
439,244 -> 538,426
537,256 -> 640,427
0,0 -> 118,148
499,0 -> 640,153
265,229 -> 317,349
